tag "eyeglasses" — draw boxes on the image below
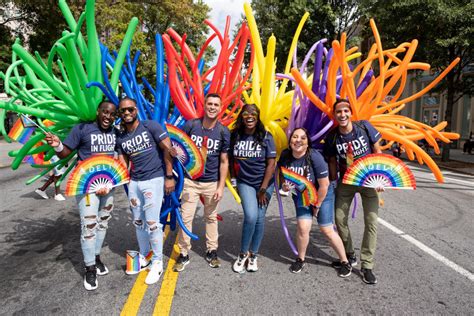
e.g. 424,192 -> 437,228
242,111 -> 257,118
118,107 -> 137,114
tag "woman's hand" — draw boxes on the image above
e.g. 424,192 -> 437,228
257,188 -> 268,207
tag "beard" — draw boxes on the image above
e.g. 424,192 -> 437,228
124,116 -> 138,125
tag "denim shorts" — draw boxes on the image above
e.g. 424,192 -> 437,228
293,181 -> 336,227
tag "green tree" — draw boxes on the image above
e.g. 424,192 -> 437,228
0,0 -> 212,86
360,0 -> 473,160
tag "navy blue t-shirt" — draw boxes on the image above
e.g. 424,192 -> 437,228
324,120 -> 381,176
231,132 -> 277,189
63,122 -> 116,160
116,120 -> 168,181
278,148 -> 328,206
184,119 -> 230,182
279,148 -> 328,185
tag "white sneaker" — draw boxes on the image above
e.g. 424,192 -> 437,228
232,253 -> 249,273
35,189 -> 49,199
279,189 -> 290,197
54,194 -> 66,201
145,261 -> 163,285
247,254 -> 258,272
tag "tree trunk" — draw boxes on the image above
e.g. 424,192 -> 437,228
441,47 -> 456,162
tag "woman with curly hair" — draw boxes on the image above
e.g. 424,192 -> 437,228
230,103 -> 276,273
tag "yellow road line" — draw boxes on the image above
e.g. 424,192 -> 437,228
152,236 -> 180,316
120,225 -> 171,316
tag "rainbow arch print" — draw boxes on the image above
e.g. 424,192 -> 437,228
343,153 -> 416,190
280,166 -> 318,206
65,155 -> 130,196
166,124 -> 204,179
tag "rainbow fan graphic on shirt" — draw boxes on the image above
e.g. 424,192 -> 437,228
280,167 -> 318,206
65,155 -> 130,196
342,153 -> 416,190
166,124 -> 204,179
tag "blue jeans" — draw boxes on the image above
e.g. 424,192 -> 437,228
128,177 -> 164,262
76,190 -> 115,267
293,181 -> 335,226
237,181 -> 274,254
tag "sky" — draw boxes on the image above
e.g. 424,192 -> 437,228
203,0 -> 248,61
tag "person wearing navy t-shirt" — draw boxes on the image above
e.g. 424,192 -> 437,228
174,93 -> 230,272
278,128 -> 351,275
324,99 -> 382,285
116,97 -> 175,285
229,104 -> 276,273
45,101 -> 117,291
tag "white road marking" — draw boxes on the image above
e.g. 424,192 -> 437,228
409,168 -> 474,187
378,217 -> 474,282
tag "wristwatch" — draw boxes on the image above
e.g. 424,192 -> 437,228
165,175 -> 174,180
259,187 -> 267,193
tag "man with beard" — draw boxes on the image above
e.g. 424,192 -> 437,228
45,100 -> 118,291
173,93 -> 230,272
116,97 -> 175,285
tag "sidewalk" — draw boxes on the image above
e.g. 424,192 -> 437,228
2,138 -> 474,175
387,147 -> 474,176
427,148 -> 474,176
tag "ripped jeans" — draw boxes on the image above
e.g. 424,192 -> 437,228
76,190 -> 115,267
128,177 -> 164,262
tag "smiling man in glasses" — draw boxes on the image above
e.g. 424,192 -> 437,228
116,97 -> 175,285
45,100 -> 118,291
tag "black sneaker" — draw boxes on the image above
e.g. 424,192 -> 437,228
332,253 -> 357,268
173,254 -> 190,272
84,265 -> 98,291
361,268 -> 377,284
206,250 -> 221,268
338,261 -> 352,278
95,255 -> 109,276
289,258 -> 306,273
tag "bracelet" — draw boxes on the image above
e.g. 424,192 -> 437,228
54,142 -> 64,153
259,187 -> 267,193
165,175 -> 174,180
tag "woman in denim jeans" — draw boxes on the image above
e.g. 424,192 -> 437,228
278,128 -> 352,276
230,104 -> 276,273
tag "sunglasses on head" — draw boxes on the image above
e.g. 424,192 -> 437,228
118,107 -> 137,114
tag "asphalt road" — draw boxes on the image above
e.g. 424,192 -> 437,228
0,163 -> 473,315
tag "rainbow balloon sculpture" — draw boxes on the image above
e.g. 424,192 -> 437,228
290,19 -> 460,183
0,0 -> 462,244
